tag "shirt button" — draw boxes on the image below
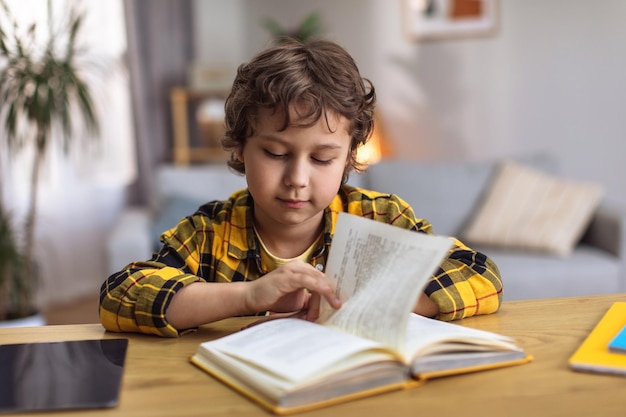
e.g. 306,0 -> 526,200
315,264 -> 324,271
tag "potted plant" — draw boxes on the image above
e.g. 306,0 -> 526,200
0,196 -> 32,322
0,0 -> 99,323
262,11 -> 325,43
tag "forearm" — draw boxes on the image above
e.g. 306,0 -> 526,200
413,292 -> 439,318
101,270 -> 255,336
165,281 -> 252,329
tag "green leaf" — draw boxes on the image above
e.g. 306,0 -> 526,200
297,12 -> 322,40
261,17 -> 287,36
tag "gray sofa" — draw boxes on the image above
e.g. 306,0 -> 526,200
106,155 -> 626,301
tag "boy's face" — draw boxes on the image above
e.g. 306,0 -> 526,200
240,105 -> 351,232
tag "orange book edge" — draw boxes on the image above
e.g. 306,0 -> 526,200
416,354 -> 533,380
568,301 -> 626,376
190,355 -> 415,415
190,351 -> 532,414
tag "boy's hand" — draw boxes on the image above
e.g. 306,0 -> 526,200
245,259 -> 341,322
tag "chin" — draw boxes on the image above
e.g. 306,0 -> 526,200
274,211 -> 321,226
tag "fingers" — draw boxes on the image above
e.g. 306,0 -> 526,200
296,266 -> 341,311
246,260 -> 342,316
305,292 -> 321,322
272,260 -> 340,306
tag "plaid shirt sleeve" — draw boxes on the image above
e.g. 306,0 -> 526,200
99,259 -> 201,337
426,238 -> 502,321
99,196 -> 248,338
339,186 -> 503,321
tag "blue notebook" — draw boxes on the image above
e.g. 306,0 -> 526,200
608,325 -> 626,354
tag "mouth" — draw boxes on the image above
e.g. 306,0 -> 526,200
279,198 -> 308,209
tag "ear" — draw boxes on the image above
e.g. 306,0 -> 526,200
236,145 -> 245,163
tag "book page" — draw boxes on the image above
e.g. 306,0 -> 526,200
201,318 -> 393,384
318,213 -> 452,354
404,313 -> 520,359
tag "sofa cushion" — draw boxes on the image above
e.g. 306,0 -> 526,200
363,160 -> 494,237
150,164 -> 248,249
150,195 -> 206,250
478,244 -> 621,301
462,161 -> 603,257
362,154 -> 558,237
156,164 -> 247,203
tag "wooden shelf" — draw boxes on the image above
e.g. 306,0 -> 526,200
170,86 -> 229,165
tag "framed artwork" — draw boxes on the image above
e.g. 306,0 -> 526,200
405,0 -> 499,41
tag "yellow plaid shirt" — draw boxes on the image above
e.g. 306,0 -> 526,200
100,185 -> 502,337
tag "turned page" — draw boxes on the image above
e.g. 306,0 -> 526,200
404,313 -> 521,357
319,213 -> 452,354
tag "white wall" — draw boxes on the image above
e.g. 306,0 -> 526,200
193,0 -> 246,69
399,0 -> 626,206
192,0 -> 626,207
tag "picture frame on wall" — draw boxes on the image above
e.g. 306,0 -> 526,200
405,0 -> 499,41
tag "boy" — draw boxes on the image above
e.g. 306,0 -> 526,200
99,38 -> 502,337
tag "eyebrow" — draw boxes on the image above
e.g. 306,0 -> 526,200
257,134 -> 344,150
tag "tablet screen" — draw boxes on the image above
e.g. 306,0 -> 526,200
0,338 -> 128,413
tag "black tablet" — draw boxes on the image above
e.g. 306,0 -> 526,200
0,338 -> 128,414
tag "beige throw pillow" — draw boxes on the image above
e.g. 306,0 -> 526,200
462,161 -> 603,257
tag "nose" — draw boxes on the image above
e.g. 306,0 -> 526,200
284,157 -> 309,188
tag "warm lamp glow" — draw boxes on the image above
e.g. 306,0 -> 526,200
356,115 -> 388,165
356,135 -> 382,165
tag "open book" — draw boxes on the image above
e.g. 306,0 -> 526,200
190,213 -> 531,414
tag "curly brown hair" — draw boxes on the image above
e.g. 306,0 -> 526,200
222,37 -> 376,180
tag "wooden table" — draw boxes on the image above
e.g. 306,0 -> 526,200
3,294 -> 626,417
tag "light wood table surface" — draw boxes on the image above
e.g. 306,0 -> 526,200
3,294 -> 626,417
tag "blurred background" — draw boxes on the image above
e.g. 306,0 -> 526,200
1,0 -> 625,319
